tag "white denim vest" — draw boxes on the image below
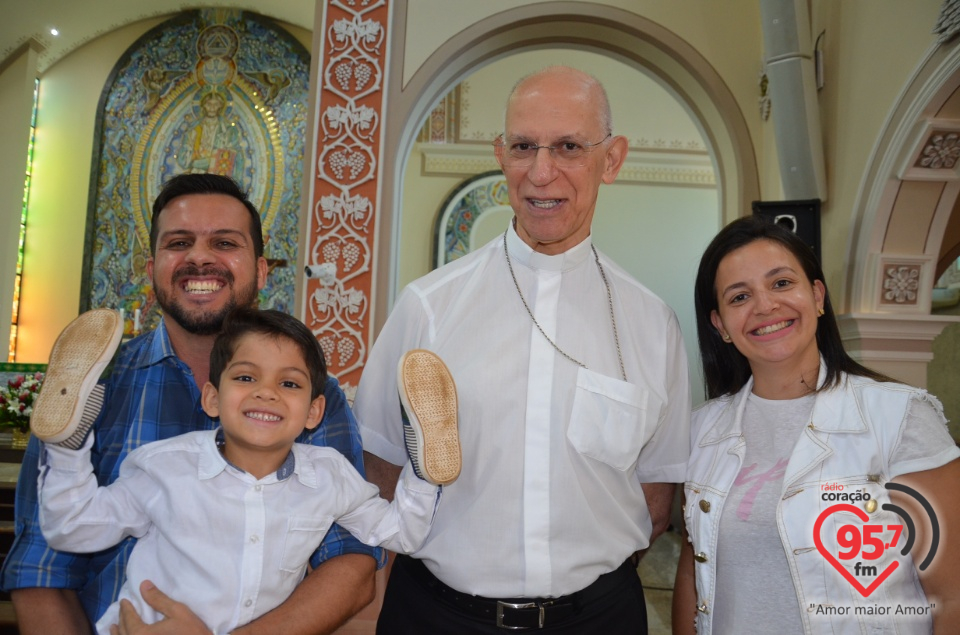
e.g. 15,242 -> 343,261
685,371 -> 936,634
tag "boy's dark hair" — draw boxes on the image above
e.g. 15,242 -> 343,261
694,215 -> 893,399
149,173 -> 264,258
209,308 -> 328,400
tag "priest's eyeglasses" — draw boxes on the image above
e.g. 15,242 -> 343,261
494,133 -> 612,168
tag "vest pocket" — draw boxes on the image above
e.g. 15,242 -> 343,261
566,367 -> 659,471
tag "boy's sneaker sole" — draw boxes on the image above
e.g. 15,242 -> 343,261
398,349 -> 460,486
30,309 -> 122,447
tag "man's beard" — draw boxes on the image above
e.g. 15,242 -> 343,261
155,265 -> 259,336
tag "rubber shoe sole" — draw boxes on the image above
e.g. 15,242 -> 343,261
398,349 -> 460,486
30,309 -> 122,447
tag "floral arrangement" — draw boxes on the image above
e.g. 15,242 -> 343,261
0,372 -> 44,432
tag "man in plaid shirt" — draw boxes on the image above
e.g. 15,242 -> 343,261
1,173 -> 384,634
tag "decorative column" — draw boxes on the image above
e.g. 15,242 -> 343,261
300,0 -> 390,397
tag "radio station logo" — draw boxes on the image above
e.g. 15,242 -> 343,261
813,482 -> 939,598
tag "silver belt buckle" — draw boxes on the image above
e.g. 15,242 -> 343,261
496,600 -> 542,629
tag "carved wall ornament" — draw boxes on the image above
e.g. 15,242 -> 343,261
882,264 -> 922,304
916,131 -> 960,169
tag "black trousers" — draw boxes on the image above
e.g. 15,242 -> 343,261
376,555 -> 648,635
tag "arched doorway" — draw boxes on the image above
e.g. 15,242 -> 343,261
844,40 -> 960,429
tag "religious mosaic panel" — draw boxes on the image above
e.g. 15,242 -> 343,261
82,9 -> 309,334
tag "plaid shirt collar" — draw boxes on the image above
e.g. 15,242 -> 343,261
130,318 -> 180,370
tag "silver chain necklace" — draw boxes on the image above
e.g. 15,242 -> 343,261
503,230 -> 626,381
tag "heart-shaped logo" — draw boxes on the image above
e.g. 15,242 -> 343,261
813,504 -> 899,597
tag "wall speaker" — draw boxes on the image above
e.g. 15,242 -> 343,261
760,0 -> 828,202
752,199 -> 822,262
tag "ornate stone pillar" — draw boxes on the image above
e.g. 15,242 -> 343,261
299,0 -> 390,397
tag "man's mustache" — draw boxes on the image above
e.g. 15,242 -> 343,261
171,265 -> 234,284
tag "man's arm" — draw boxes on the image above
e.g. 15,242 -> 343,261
641,482 -> 675,544
364,451 -> 403,502
117,554 -> 377,635
11,588 -> 92,635
235,554 -> 376,634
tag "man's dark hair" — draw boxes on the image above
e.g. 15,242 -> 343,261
209,308 -> 328,400
149,173 -> 264,258
694,215 -> 893,399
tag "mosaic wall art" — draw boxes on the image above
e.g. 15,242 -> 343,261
82,9 -> 309,333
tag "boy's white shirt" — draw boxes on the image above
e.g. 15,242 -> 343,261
36,429 -> 439,634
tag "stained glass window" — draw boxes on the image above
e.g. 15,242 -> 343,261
9,78 -> 38,362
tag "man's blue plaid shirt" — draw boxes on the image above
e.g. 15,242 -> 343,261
0,320 -> 385,624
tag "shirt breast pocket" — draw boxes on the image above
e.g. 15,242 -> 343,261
566,367 -> 661,471
280,515 -> 332,573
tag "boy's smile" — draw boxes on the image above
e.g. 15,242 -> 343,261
201,332 -> 325,478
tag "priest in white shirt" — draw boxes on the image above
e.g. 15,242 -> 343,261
356,65 -> 691,634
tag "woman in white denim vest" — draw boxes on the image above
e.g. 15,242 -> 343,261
673,216 -> 960,634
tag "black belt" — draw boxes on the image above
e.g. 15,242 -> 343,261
396,554 -> 635,630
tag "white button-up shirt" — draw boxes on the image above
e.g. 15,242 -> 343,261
356,224 -> 690,597
38,430 -> 438,634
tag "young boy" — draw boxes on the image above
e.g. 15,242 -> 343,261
30,307 -> 461,634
